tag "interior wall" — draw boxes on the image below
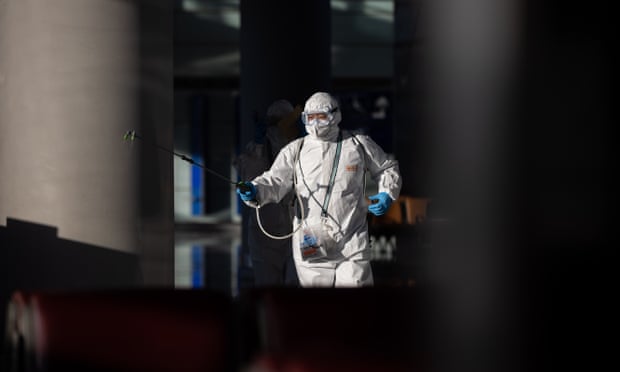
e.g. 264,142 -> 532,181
0,0 -> 175,338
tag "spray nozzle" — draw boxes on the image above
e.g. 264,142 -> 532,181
123,130 -> 136,141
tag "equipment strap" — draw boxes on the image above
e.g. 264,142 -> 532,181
321,131 -> 343,217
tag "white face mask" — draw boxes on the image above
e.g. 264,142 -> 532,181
305,123 -> 337,139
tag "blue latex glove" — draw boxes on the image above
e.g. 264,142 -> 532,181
368,192 -> 393,216
236,182 -> 257,201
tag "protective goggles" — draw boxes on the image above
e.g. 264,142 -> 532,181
301,107 -> 339,126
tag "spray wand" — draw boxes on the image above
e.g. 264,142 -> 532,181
123,130 -> 303,240
123,130 -> 253,194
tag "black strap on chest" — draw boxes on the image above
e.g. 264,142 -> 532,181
321,131 -> 343,217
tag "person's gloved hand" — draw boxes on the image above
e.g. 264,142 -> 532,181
368,192 -> 393,216
236,181 -> 257,201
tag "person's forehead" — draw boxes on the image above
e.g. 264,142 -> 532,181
306,107 -> 331,113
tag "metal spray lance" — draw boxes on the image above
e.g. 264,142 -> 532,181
122,130 -> 253,194
124,130 -> 303,239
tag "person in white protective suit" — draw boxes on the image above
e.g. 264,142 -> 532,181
233,99 -> 303,287
237,92 -> 402,287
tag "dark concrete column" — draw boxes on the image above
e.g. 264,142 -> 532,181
136,1 -> 175,286
239,0 -> 331,147
393,0 -> 428,196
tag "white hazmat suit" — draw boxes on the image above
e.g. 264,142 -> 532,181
242,92 -> 402,287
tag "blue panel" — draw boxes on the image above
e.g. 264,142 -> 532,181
191,245 -> 204,288
191,157 -> 203,215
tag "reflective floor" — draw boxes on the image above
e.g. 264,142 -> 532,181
174,222 -> 243,296
174,218 -> 427,292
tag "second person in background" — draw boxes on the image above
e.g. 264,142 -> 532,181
234,99 -> 303,287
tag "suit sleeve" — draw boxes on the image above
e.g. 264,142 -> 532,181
357,134 -> 402,201
243,139 -> 299,208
